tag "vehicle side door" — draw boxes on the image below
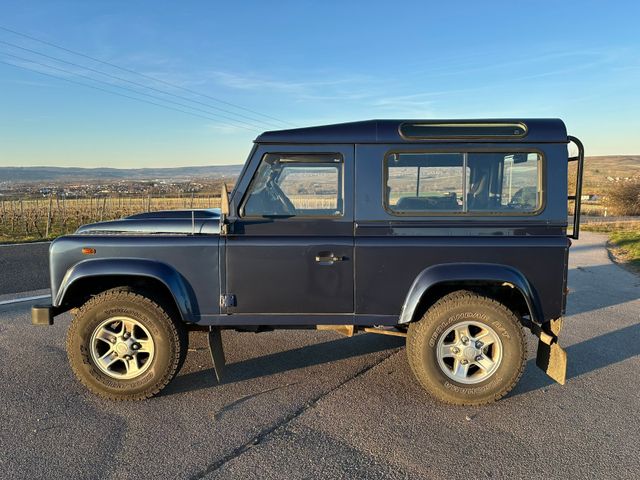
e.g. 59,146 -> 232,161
223,144 -> 354,318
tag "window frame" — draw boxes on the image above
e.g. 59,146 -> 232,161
382,148 -> 545,217
239,152 -> 345,219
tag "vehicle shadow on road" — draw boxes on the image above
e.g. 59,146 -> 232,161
512,322 -> 640,397
566,263 -> 640,316
567,243 -> 602,253
165,333 -> 405,396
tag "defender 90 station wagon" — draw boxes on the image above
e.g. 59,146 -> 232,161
33,119 -> 584,405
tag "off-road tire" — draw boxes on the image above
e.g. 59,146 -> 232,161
407,290 -> 526,405
67,289 -> 187,400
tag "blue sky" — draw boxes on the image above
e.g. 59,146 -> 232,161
0,0 -> 639,168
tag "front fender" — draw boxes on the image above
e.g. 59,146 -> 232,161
398,263 -> 543,325
55,258 -> 199,323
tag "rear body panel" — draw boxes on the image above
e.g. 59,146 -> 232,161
355,233 -> 569,320
353,141 -> 569,323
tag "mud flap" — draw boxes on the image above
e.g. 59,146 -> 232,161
535,318 -> 567,385
208,326 -> 226,382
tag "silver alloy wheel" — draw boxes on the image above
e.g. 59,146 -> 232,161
436,320 -> 502,384
89,316 -> 155,380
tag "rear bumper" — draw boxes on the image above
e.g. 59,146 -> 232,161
32,304 -> 61,326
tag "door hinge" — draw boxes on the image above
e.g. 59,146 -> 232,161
220,294 -> 237,308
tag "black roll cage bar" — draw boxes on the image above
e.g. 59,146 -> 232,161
567,136 -> 585,239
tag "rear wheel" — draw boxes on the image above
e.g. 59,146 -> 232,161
407,290 -> 526,405
67,290 -> 187,400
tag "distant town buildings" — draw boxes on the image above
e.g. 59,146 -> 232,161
0,177 -> 234,199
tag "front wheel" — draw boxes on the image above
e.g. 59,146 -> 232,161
407,290 -> 526,405
66,290 -> 187,400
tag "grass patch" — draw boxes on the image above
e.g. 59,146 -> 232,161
581,221 -> 640,274
609,231 -> 640,272
582,221 -> 640,233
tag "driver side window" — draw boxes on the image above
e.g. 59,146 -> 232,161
241,153 -> 344,217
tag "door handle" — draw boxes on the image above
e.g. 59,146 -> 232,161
315,252 -> 345,264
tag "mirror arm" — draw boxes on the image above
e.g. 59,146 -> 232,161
220,183 -> 230,235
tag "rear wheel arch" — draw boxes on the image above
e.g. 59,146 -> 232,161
399,263 -> 542,326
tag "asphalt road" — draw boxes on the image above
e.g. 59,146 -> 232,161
0,232 -> 638,479
0,242 -> 50,294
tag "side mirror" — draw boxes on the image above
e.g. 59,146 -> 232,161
220,183 -> 230,235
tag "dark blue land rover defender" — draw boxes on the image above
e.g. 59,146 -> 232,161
33,119 -> 584,405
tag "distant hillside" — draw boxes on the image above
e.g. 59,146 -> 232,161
584,155 -> 640,181
1,156 -> 638,189
577,156 -> 640,192
0,165 -> 243,183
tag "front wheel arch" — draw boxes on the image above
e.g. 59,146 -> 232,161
60,275 -> 184,322
54,258 -> 199,323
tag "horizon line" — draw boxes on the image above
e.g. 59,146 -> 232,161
1,153 -> 639,170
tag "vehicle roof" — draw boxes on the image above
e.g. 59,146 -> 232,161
255,119 -> 568,144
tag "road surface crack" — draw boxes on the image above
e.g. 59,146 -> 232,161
189,347 -> 402,479
213,382 -> 299,421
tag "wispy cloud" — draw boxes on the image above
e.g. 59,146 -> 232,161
204,122 -> 256,135
369,93 -> 437,116
207,69 -> 371,94
0,76 -> 56,88
404,48 -> 624,81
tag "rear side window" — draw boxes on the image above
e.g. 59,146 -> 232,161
385,152 -> 542,215
386,153 -> 466,212
241,153 -> 343,217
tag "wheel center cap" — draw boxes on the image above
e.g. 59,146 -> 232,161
115,342 -> 129,356
463,346 -> 477,361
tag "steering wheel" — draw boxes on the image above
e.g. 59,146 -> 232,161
266,179 -> 296,215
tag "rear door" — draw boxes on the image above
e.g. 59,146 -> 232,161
224,144 -> 354,315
